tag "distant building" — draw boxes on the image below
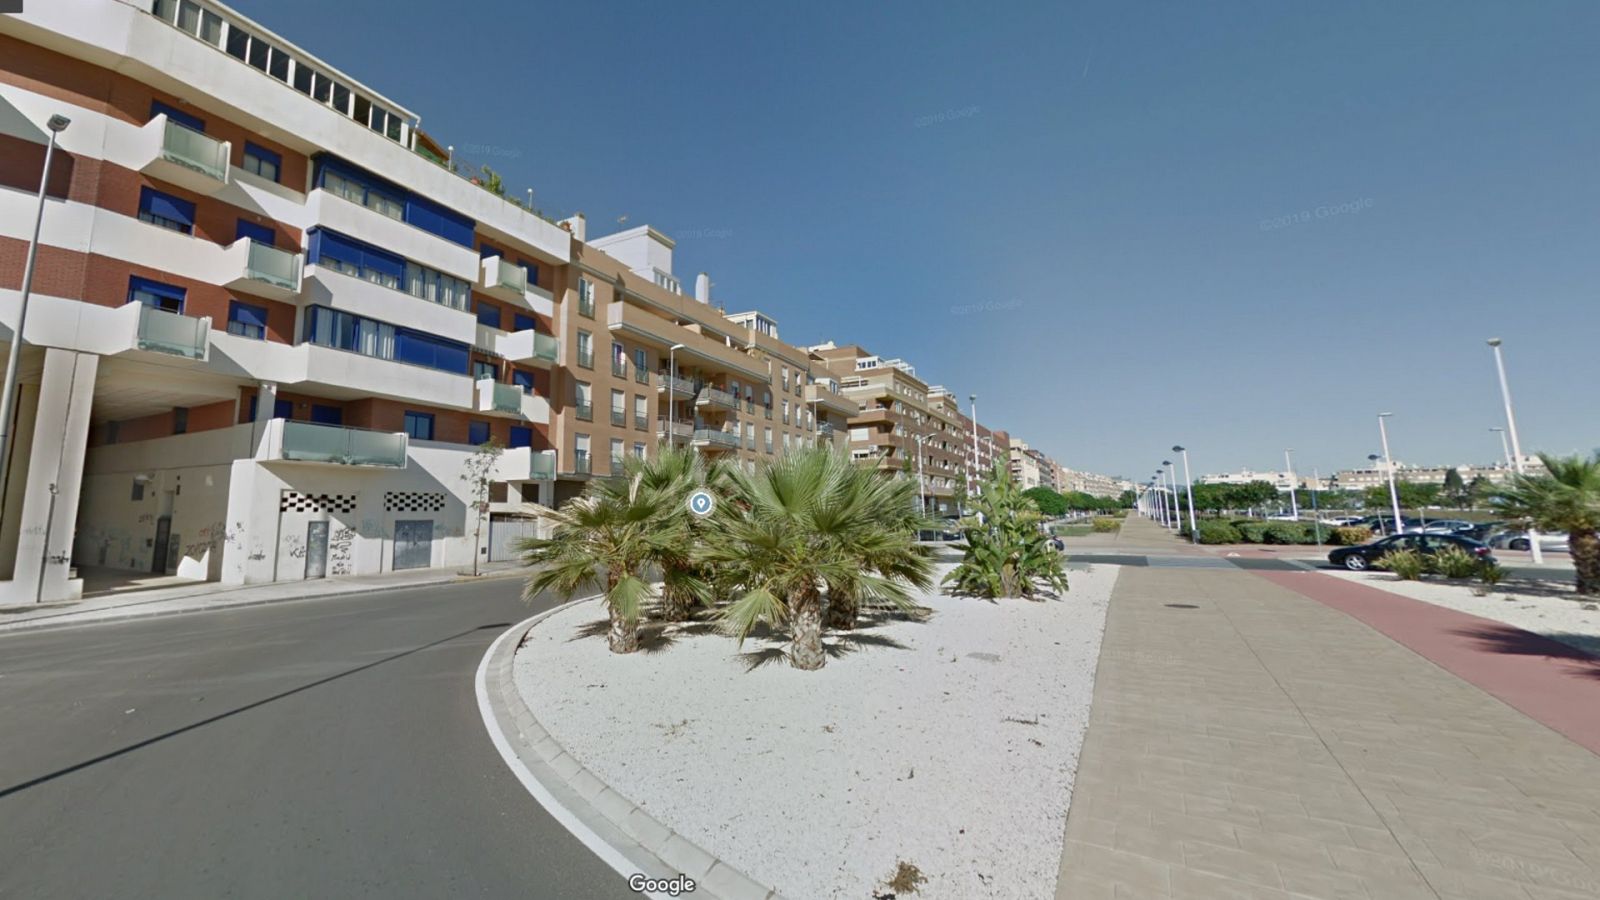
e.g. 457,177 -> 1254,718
1329,458 -> 1546,491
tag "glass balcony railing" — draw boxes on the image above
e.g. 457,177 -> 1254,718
529,450 -> 556,479
281,421 -> 406,467
574,452 -> 591,475
656,373 -> 695,395
611,360 -> 627,378
577,348 -> 594,369
244,239 -> 300,291
489,257 -> 527,293
530,331 -> 559,362
697,387 -> 737,409
492,382 -> 522,413
657,417 -> 691,439
693,429 -> 741,449
135,304 -> 208,359
610,409 -> 626,427
160,119 -> 229,182
575,402 -> 593,421
578,296 -> 595,318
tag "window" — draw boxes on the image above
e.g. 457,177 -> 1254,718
575,382 -> 593,420
405,262 -> 470,311
609,438 -> 625,472
315,158 -> 474,245
137,187 -> 195,234
128,276 -> 185,312
612,342 -> 627,377
318,164 -> 403,222
576,331 -> 593,368
610,389 -> 626,426
307,229 -> 403,289
235,219 -> 275,246
130,478 -> 143,501
521,260 -> 539,287
150,100 -> 204,132
403,411 -> 434,441
633,349 -> 649,383
512,370 -> 535,394
242,143 -> 281,183
225,23 -> 249,60
781,367 -> 789,391
173,407 -> 188,435
227,300 -> 268,339
577,278 -> 595,316
468,421 -> 491,445
303,306 -> 469,375
782,399 -> 790,424
513,313 -> 536,332
634,395 -> 648,429
311,404 -> 343,425
574,434 -> 591,473
476,302 -> 501,328
509,426 -> 532,449
633,442 -> 646,459
764,426 -> 774,453
472,360 -> 495,381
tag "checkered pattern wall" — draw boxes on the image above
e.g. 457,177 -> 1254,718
279,491 -> 358,514
384,491 -> 446,513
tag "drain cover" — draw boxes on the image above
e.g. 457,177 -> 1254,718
1164,603 -> 1199,609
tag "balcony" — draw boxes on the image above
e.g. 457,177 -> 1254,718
476,379 -> 551,423
577,294 -> 595,318
692,429 -> 741,451
634,414 -> 648,431
265,419 -> 408,468
497,447 -> 557,481
805,383 -> 859,417
657,417 -> 691,441
575,401 -> 593,422
610,408 -> 626,427
855,406 -> 895,427
222,238 -> 301,300
133,304 -> 211,360
656,372 -> 696,395
607,303 -> 768,382
134,115 -> 231,194
573,452 -> 592,476
695,387 -> 739,412
576,347 -> 594,369
480,256 -> 528,303
487,328 -> 559,368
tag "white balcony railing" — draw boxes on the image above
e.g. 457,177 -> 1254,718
134,304 -> 210,360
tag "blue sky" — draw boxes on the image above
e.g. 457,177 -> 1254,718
233,0 -> 1600,480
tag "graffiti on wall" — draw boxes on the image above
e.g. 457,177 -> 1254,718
328,526 -> 354,576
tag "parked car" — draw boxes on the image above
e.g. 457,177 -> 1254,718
1266,513 -> 1301,522
1352,515 -> 1417,536
1327,533 -> 1496,571
1488,530 -> 1569,552
1319,515 -> 1364,527
1416,519 -> 1475,535
1462,521 -> 1505,542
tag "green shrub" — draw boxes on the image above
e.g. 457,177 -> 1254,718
1235,521 -> 1270,543
1090,517 -> 1121,533
1262,522 -> 1307,545
1328,526 -> 1374,546
1477,561 -> 1508,587
1376,548 -> 1426,580
1432,545 -> 1480,579
1195,520 -> 1243,544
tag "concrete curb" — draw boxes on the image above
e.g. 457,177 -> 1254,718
475,601 -> 788,900
0,567 -> 527,636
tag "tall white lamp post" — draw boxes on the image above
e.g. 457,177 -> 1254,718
0,114 -> 71,507
1284,448 -> 1300,520
1487,338 -> 1542,564
1490,426 -> 1512,469
1173,446 -> 1198,542
1376,413 -> 1404,533
1163,460 -> 1179,532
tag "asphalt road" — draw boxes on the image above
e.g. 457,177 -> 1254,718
0,579 -> 638,900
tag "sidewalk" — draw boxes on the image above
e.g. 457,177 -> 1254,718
0,561 -> 526,634
1056,519 -> 1600,899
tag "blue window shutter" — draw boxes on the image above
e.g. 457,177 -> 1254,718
127,276 -> 186,307
311,404 -> 343,425
150,100 -> 205,132
229,300 -> 268,329
476,303 -> 500,328
360,244 -> 405,282
139,187 -> 195,228
243,141 -> 282,170
509,426 -> 532,449
468,421 -> 490,445
235,219 -> 275,245
513,314 -> 535,332
274,399 -> 293,419
512,370 -> 535,393
520,261 -> 538,286
403,195 -> 473,247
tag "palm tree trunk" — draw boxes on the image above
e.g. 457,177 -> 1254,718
605,567 -> 639,653
1572,529 -> 1600,596
790,586 -> 826,670
824,585 -> 857,630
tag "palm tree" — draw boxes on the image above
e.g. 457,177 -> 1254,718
944,461 -> 1069,599
621,447 -> 732,621
519,473 -> 688,653
1492,451 -> 1600,595
702,447 -> 934,670
823,465 -> 935,630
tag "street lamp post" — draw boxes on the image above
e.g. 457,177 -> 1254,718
1490,426 -> 1512,469
0,114 -> 71,508
1174,445 -> 1198,542
667,342 -> 686,444
1153,471 -> 1168,526
1163,460 -> 1179,532
1284,448 -> 1300,520
1487,338 -> 1543,564
1377,413 -> 1404,533
914,433 -> 927,514
1310,467 -> 1323,545
968,394 -> 981,486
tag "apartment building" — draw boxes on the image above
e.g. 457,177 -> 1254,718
1329,458 -> 1543,491
1060,468 -> 1134,499
0,0 -> 833,602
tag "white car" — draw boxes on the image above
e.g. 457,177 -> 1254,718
1319,515 -> 1363,527
1266,513 -> 1300,522
1488,530 -> 1569,552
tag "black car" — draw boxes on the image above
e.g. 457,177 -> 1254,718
1327,533 -> 1496,571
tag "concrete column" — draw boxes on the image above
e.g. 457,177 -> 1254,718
0,348 -> 97,604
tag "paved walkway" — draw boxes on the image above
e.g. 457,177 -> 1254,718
1057,520 -> 1600,899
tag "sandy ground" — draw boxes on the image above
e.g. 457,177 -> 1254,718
513,563 -> 1117,900
1324,569 -> 1600,657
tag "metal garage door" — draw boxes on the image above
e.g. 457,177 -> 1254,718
392,519 -> 433,570
488,517 -> 542,562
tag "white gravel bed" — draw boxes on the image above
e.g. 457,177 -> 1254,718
1324,570 -> 1600,657
513,563 -> 1118,900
